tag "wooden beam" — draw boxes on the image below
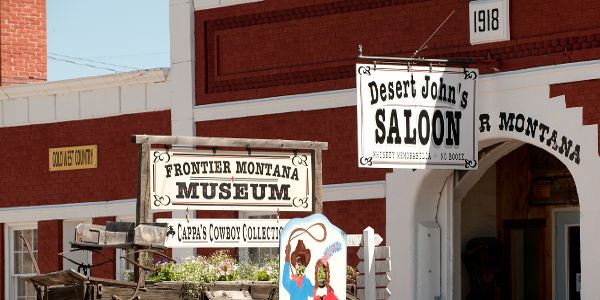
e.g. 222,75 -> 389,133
135,142 -> 151,285
132,135 -> 328,150
137,143 -> 152,225
312,149 -> 323,213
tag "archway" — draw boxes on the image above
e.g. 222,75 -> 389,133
386,80 -> 600,300
460,143 -> 580,299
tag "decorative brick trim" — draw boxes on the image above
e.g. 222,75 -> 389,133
199,0 -> 600,97
202,0 -> 429,94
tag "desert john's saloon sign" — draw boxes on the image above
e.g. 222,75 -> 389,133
150,149 -> 313,211
356,64 -> 478,169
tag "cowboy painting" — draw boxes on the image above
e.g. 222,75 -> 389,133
279,214 -> 347,300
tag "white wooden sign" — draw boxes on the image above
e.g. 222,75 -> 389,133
357,288 -> 391,300
353,227 -> 391,300
347,233 -> 383,247
469,0 -> 510,44
356,64 -> 478,170
157,218 -> 289,248
279,214 -> 347,300
150,149 -> 313,211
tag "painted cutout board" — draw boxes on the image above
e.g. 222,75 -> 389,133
279,214 -> 347,300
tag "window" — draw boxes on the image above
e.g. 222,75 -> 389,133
7,224 -> 37,300
239,212 -> 278,262
115,216 -> 135,281
62,219 -> 92,274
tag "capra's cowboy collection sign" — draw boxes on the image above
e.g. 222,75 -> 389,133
158,218 -> 290,248
279,214 -> 347,300
356,64 -> 478,170
150,149 -> 313,211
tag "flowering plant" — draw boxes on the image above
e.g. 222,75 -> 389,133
346,265 -> 359,284
147,250 -> 280,284
149,260 -> 176,282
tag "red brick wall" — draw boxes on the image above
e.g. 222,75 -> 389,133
324,199 -> 385,267
0,0 -> 46,85
195,199 -> 383,267
38,220 -> 62,273
550,79 -> 600,155
91,217 -> 116,279
196,107 -> 388,184
0,110 -> 171,207
196,0 -> 600,104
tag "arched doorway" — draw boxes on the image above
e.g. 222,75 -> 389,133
461,144 -> 580,300
385,67 -> 600,300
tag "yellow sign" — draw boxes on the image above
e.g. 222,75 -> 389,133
49,145 -> 98,171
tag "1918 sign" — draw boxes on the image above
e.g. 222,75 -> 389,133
150,149 -> 313,211
356,64 -> 478,170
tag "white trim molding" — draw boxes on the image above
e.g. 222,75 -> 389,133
0,69 -> 168,100
194,89 -> 355,121
323,181 -> 385,202
0,199 -> 136,223
0,181 -> 385,224
169,0 -> 197,260
193,0 -> 263,10
0,69 -> 171,128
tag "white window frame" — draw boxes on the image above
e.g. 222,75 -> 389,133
114,216 -> 135,281
238,211 -> 278,262
62,219 -> 92,274
5,222 -> 38,300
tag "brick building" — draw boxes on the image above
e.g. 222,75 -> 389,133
2,0 -> 600,300
193,1 -> 600,300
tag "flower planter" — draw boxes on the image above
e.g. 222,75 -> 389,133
99,281 -> 277,300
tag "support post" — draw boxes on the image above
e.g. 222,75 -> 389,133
134,142 -> 151,284
363,227 -> 376,300
136,142 -> 152,225
313,149 -> 323,213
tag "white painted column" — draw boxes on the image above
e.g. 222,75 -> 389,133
385,169 -> 423,300
386,169 -> 454,300
168,0 -> 196,260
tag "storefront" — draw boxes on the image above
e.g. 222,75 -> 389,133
2,0 -> 600,299
385,62 -> 600,299
193,1 -> 600,299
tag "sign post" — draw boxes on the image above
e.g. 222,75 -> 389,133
133,135 -> 327,213
133,134 -> 328,285
348,227 -> 391,300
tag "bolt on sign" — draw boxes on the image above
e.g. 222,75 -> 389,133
150,149 -> 313,211
158,218 -> 289,248
49,145 -> 97,171
279,214 -> 347,300
356,64 -> 479,170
